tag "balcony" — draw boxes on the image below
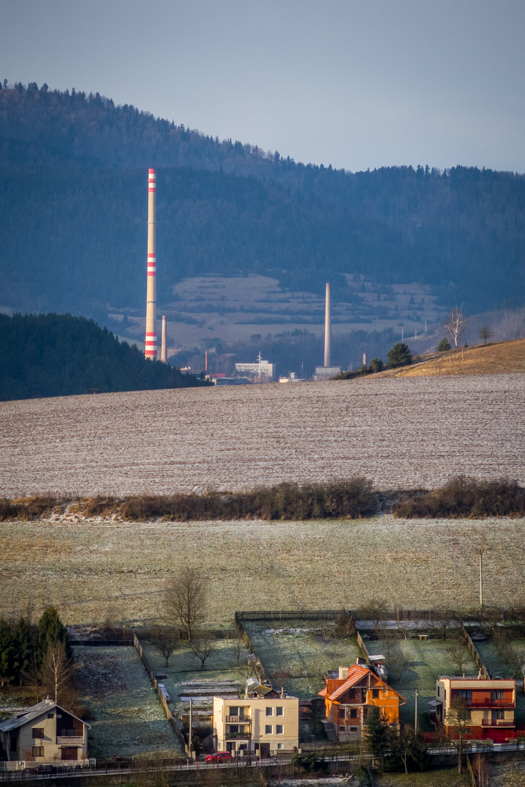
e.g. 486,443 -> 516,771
226,717 -> 251,724
57,736 -> 84,744
225,731 -> 251,740
468,700 -> 516,710
481,720 -> 514,728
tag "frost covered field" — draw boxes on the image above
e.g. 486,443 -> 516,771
1,375 -> 524,496
2,515 -> 525,624
73,646 -> 181,758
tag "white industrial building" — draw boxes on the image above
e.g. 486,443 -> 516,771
235,353 -> 274,382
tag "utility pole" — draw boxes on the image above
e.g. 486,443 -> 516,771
415,689 -> 418,733
189,697 -> 193,759
479,549 -> 484,609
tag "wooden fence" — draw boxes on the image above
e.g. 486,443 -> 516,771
356,631 -> 371,663
233,613 -> 269,683
459,621 -> 490,679
133,632 -> 189,754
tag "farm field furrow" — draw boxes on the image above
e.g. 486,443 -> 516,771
1,515 -> 524,624
0,375 -> 524,496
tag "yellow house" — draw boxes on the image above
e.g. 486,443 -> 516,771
212,689 -> 299,757
0,700 -> 89,765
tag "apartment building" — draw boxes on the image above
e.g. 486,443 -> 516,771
212,691 -> 299,757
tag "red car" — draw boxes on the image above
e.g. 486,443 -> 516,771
205,752 -> 232,763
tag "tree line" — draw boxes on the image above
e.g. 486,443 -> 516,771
0,313 -> 207,401
0,607 -> 73,706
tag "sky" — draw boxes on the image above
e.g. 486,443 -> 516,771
1,0 -> 524,173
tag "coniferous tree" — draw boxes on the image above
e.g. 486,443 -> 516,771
0,619 -> 16,687
365,706 -> 390,759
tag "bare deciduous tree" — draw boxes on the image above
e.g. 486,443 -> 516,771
433,609 -> 455,641
42,642 -> 71,704
444,698 -> 471,774
359,599 -> 388,636
151,627 -> 179,667
385,646 -> 410,683
378,626 -> 399,657
444,308 -> 469,348
190,633 -> 216,669
478,327 -> 493,346
165,568 -> 206,642
445,638 -> 471,674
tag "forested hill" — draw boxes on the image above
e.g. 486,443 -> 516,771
0,313 -> 207,401
0,82 -> 524,315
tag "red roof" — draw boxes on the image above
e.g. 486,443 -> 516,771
318,664 -> 406,703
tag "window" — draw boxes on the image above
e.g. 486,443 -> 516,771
349,689 -> 355,698
372,689 -> 379,699
437,687 -> 440,697
229,706 -> 239,716
349,727 -> 358,732
339,726 -> 345,732
32,747 -> 44,757
276,707 -> 283,716
277,743 -> 283,750
265,707 -> 273,716
491,690 -> 504,701
444,690 -> 446,701
265,725 -> 272,735
350,709 -> 357,719
492,710 -> 504,721
339,709 -> 345,719
32,728 -> 44,739
47,713 -> 54,719
276,725 -> 283,734
458,690 -> 472,703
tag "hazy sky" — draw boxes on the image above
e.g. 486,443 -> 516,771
1,0 -> 524,173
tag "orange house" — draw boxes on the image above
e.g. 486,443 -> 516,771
319,662 -> 406,741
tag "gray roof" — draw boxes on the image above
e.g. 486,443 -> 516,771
0,700 -> 89,733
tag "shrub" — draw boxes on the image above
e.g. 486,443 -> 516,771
437,338 -> 451,351
387,343 -> 412,368
393,477 -> 525,518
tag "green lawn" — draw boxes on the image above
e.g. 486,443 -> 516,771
243,619 -> 361,700
366,636 -> 476,729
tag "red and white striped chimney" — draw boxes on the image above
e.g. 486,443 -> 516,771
144,168 -> 157,359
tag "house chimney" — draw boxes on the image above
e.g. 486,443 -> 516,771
324,283 -> 331,367
144,169 -> 157,359
280,686 -> 284,698
338,666 -> 349,679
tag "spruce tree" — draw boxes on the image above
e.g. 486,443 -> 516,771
37,607 -> 70,667
365,705 -> 390,759
0,619 -> 16,687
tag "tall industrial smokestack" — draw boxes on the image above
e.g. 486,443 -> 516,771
324,282 -> 331,367
160,315 -> 167,363
144,168 -> 157,359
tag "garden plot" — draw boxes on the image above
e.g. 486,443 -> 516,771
243,620 -> 361,700
366,637 -> 477,730
140,639 -> 245,724
73,646 -> 182,758
1,374 -> 524,497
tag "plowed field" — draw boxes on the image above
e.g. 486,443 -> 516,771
0,374 -> 523,496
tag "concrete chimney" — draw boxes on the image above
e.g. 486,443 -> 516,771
160,315 -> 167,363
144,169 -> 157,359
324,282 -> 331,367
363,352 -> 367,368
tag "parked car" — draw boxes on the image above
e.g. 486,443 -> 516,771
205,751 -> 232,763
31,765 -> 57,774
